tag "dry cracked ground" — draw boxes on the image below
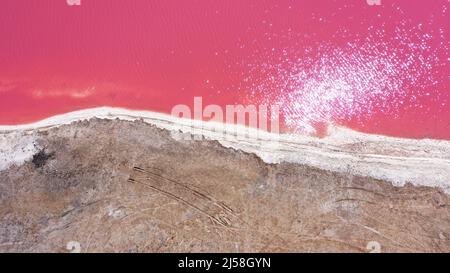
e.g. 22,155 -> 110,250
0,119 -> 449,252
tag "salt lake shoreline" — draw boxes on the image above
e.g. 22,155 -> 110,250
1,107 -> 449,194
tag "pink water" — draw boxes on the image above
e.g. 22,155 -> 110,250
0,0 -> 449,139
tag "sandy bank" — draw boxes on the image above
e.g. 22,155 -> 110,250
1,107 -> 449,193
1,117 -> 449,252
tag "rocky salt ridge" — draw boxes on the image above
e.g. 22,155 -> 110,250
1,107 -> 449,193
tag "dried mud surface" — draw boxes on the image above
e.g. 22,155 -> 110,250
0,119 -> 449,252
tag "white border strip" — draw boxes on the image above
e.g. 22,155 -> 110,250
1,107 -> 449,193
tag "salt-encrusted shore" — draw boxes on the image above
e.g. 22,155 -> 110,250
1,107 -> 449,193
1,110 -> 450,252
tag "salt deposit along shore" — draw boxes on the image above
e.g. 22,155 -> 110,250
1,108 -> 450,252
1,107 -> 450,193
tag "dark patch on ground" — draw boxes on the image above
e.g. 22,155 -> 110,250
32,150 -> 54,168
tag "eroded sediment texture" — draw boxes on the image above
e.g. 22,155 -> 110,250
2,107 -> 449,192
0,119 -> 449,252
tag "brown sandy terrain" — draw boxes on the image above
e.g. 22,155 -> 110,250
0,118 -> 449,252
